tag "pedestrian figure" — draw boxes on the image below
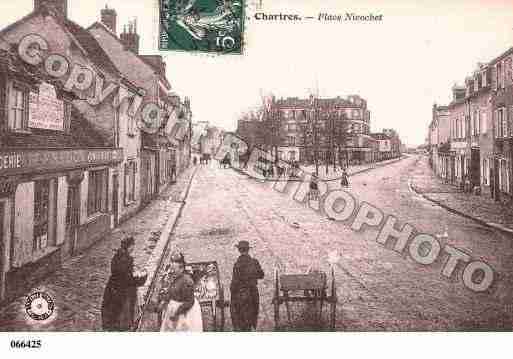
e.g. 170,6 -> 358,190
170,163 -> 177,182
193,156 -> 197,166
158,251 -> 203,332
101,236 -> 147,331
309,177 -> 319,200
230,241 -> 264,331
340,168 -> 349,187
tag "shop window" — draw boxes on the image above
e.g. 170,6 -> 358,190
124,161 -> 136,205
88,169 -> 108,216
34,179 -> 50,252
9,84 -> 29,131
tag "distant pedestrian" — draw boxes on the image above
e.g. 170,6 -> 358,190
230,241 -> 264,331
309,177 -> 319,200
101,236 -> 147,331
171,163 -> 177,182
340,168 -> 349,187
193,156 -> 197,166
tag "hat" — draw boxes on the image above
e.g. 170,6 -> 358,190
235,240 -> 251,251
169,251 -> 185,264
121,236 -> 135,249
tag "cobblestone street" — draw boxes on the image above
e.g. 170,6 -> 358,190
0,168 -> 196,331
140,156 -> 513,331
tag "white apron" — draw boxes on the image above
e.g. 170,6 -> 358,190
160,299 -> 203,332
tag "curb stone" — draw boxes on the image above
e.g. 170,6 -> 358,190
135,166 -> 199,330
230,156 -> 407,181
410,182 -> 513,237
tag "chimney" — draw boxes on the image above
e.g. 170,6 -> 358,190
120,19 -> 140,54
101,4 -> 117,35
34,0 -> 68,19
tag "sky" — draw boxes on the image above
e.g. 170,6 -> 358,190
0,0 -> 512,146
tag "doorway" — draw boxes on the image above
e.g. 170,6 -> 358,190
66,185 -> 80,256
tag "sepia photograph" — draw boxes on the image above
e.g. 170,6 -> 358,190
0,0 -> 512,356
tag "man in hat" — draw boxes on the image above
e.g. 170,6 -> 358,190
230,240 -> 264,331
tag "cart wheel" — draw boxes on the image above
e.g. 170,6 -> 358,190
219,285 -> 225,331
273,268 -> 280,331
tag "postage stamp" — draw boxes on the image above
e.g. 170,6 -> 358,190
159,0 -> 245,54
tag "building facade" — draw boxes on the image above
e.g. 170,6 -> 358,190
237,94 -> 381,165
89,9 -> 191,208
0,6 -> 133,302
428,48 -> 513,201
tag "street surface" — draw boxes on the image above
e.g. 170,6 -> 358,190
143,155 -> 513,331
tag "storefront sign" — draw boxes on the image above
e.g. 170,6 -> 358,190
0,149 -> 123,176
29,82 -> 65,131
185,261 -> 220,303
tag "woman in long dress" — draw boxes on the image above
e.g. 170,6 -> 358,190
158,251 -> 203,331
101,236 -> 147,331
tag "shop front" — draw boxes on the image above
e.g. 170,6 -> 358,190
0,148 -> 122,304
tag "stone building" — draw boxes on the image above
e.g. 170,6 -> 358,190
0,0 -> 144,302
428,49 -> 511,199
237,94 -> 374,165
489,47 -> 513,202
89,8 -> 191,207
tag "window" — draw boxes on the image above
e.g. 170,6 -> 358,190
482,158 -> 490,185
34,179 -> 50,252
127,113 -> 136,137
475,111 -> 478,135
496,62 -> 503,89
9,84 -> 28,131
496,108 -> 507,138
499,159 -> 510,193
502,108 -> 508,137
124,161 -> 136,205
287,136 -> 295,146
88,169 -> 108,216
481,111 -> 487,133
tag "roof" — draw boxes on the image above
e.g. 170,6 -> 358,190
63,19 -> 121,77
0,107 -> 110,149
0,47 -> 79,100
88,21 -> 172,89
276,97 -> 363,109
0,4 -> 139,91
489,46 -> 513,66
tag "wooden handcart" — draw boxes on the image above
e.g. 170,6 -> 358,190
185,261 -> 229,331
272,267 -> 337,330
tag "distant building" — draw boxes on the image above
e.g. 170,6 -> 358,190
237,94 -> 375,164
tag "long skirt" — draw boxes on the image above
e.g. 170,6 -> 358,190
102,285 -> 137,331
160,299 -> 203,332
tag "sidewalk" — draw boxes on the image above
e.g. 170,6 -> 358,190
300,156 -> 406,179
0,166 -> 197,331
233,156 -> 406,181
410,156 -> 513,235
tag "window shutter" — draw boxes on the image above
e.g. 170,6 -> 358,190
124,163 -> 128,206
